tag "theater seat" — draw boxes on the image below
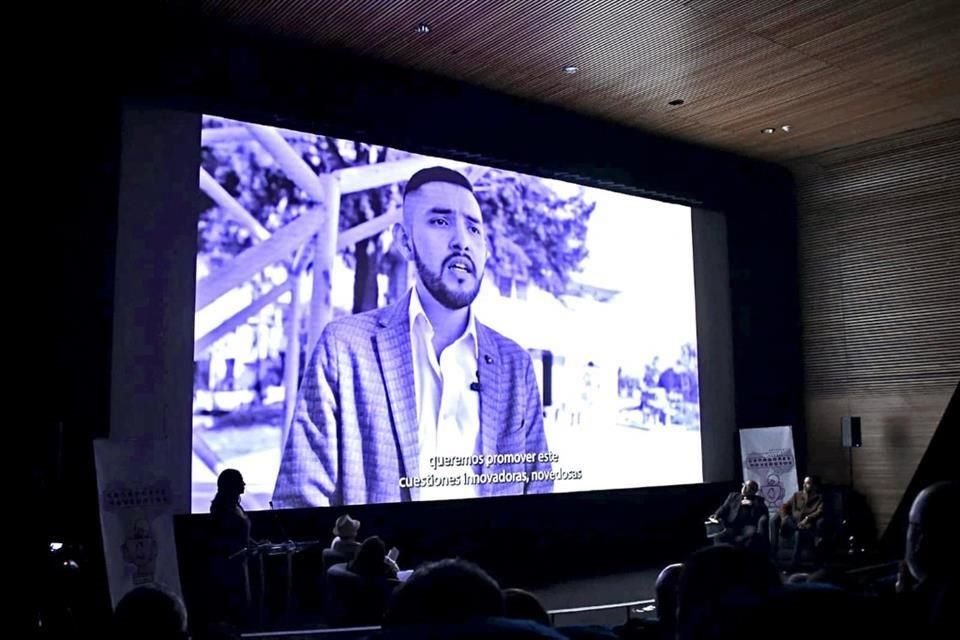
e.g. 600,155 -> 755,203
323,548 -> 350,571
773,485 -> 850,566
325,563 -> 399,626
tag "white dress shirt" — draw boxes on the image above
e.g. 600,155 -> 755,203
409,287 -> 481,500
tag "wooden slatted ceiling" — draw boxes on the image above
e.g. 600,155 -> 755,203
196,0 -> 960,162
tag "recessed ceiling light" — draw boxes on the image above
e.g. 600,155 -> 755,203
668,99 -> 685,106
415,22 -> 431,34
563,65 -> 579,74
781,124 -> 792,133
761,127 -> 776,134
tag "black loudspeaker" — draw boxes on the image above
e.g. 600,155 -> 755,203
842,416 -> 862,448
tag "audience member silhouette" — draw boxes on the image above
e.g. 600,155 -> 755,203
503,588 -> 551,627
900,480 -> 958,636
325,535 -> 400,626
375,559 -> 577,638
208,468 -> 253,626
174,478 -> 952,640
654,562 -> 683,640
330,514 -> 362,559
676,544 -> 781,640
112,584 -> 188,640
697,581 -> 878,640
770,475 -> 825,568
383,558 -> 505,627
348,536 -> 399,579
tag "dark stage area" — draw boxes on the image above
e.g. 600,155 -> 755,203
176,482 -> 730,632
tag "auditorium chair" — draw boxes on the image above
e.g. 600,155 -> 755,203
324,562 -> 400,626
703,516 -> 769,553
322,548 -> 349,572
773,485 -> 850,567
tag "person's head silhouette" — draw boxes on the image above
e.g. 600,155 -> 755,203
112,584 -> 188,640
906,480 -> 959,584
217,469 -> 245,496
211,469 -> 246,514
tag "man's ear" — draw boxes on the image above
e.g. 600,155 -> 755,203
394,222 -> 413,259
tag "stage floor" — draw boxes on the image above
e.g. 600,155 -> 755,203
531,566 -> 662,627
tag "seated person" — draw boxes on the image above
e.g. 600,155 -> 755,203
770,475 -> 825,567
330,514 -> 362,559
676,544 -> 782,640
379,560 -> 587,638
326,536 -> 402,625
503,588 -> 550,627
897,480 -> 958,637
347,536 -> 400,579
707,480 -> 768,549
383,558 -> 505,627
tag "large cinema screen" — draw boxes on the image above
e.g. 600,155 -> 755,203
191,115 -> 702,511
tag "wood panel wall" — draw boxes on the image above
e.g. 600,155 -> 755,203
793,120 -> 960,534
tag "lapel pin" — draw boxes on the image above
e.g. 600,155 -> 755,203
484,354 -> 494,364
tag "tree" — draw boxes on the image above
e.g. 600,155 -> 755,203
198,118 -> 596,313
199,117 -> 399,313
467,167 -> 595,297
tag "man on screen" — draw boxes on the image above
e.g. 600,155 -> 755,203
273,166 -> 552,507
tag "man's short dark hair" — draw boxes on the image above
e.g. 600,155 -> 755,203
403,166 -> 474,199
677,545 -> 781,639
112,584 -> 188,640
503,588 -> 550,627
383,558 -> 504,626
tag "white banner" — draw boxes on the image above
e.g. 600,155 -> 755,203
94,438 -> 184,607
739,426 -> 798,513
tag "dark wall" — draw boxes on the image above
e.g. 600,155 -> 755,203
39,3 -> 800,629
31,24 -> 122,629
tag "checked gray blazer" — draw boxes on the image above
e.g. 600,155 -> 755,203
272,291 -> 553,507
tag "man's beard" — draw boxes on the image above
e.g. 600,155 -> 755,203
413,247 -> 481,310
